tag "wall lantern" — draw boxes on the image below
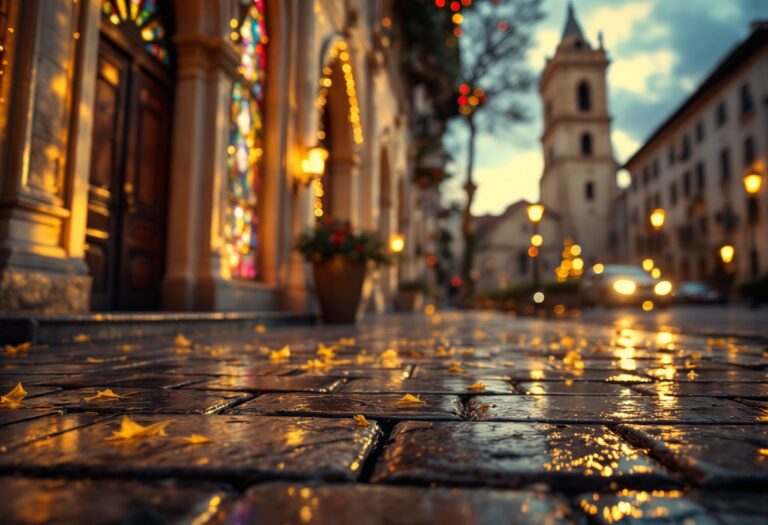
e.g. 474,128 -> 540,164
649,208 -> 666,231
719,244 -> 735,264
299,145 -> 329,186
526,203 -> 545,224
389,233 -> 405,254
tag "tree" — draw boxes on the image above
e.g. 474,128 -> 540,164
454,0 -> 544,299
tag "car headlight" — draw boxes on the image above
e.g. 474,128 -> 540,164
613,279 -> 637,295
654,280 -> 672,296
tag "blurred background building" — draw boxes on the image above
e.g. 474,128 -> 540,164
0,0 -> 457,314
623,21 -> 768,284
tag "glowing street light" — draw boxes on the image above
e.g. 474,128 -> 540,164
526,203 -> 545,223
301,145 -> 329,180
649,208 -> 666,231
720,244 -> 735,264
743,170 -> 763,195
530,234 -> 543,247
389,233 -> 405,254
642,258 -> 654,272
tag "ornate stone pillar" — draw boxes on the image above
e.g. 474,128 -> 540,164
0,0 -> 99,313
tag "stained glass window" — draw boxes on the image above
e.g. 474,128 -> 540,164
101,0 -> 170,65
225,0 -> 267,279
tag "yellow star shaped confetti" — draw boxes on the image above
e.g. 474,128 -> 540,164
316,343 -> 336,361
0,383 -> 27,409
105,416 -> 172,442
73,334 -> 91,344
269,345 -> 291,362
395,394 -> 425,407
448,364 -> 466,374
83,389 -> 126,402
254,324 -> 267,333
467,381 -> 487,391
85,357 -> 109,364
175,333 -> 192,348
4,342 -> 31,356
353,414 -> 370,427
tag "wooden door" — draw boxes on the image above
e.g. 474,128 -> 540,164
85,36 -> 172,310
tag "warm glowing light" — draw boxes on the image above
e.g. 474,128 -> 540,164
528,246 -> 539,258
642,259 -> 654,272
531,234 -> 543,247
301,146 -> 328,177
654,280 -> 672,296
593,263 -> 604,274
570,244 -> 582,257
424,304 -> 436,315
720,244 -> 735,264
533,291 -> 545,304
389,234 -> 405,254
526,204 -> 545,223
743,171 -> 763,195
651,268 -> 661,279
649,208 -> 666,230
613,279 -> 637,296
572,258 -> 584,271
642,300 -> 654,311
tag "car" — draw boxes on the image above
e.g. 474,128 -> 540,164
673,281 -> 726,304
581,264 -> 674,307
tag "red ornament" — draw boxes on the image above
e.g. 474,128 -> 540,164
450,1 -> 460,12
435,0 -> 446,6
457,95 -> 468,106
459,83 -> 470,95
331,231 -> 346,246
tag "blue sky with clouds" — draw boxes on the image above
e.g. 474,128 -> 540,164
443,0 -> 768,215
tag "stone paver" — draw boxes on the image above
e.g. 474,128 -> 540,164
466,394 -> 763,423
231,393 -> 462,420
211,483 -> 576,525
0,415 -> 380,482
1,311 -> 767,523
371,421 -> 677,490
617,424 -> 768,487
0,477 -> 228,525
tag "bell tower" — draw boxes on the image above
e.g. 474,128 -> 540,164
539,2 -> 617,263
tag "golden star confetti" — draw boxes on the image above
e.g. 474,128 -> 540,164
85,357 -> 109,364
316,343 -> 336,361
270,345 -> 291,362
356,353 -> 375,365
254,324 -> 267,333
179,434 -> 212,445
353,414 -> 370,427
119,344 -> 134,352
448,364 -> 466,374
175,333 -> 192,348
395,394 -> 425,407
305,359 -> 331,370
73,334 -> 91,344
339,337 -> 356,346
380,349 -> 401,368
467,381 -> 487,391
4,342 -> 31,356
84,389 -> 126,402
105,416 -> 172,442
0,383 -> 27,409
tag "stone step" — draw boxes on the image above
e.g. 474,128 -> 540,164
0,311 -> 315,345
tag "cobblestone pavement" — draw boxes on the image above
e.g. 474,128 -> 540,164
1,311 -> 767,524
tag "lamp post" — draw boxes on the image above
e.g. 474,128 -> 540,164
526,204 -> 544,293
649,208 -> 665,256
742,170 -> 763,277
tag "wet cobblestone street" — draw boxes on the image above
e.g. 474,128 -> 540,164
1,311 -> 767,524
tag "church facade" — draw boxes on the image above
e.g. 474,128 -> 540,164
538,3 -> 618,266
0,0 -> 441,314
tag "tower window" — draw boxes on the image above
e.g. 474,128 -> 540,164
740,83 -> 754,115
580,133 -> 593,156
744,135 -> 755,166
577,81 -> 591,112
585,181 -> 594,201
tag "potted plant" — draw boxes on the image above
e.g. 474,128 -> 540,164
396,279 -> 428,312
296,219 -> 389,324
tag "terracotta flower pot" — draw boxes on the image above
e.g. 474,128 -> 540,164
312,254 -> 366,324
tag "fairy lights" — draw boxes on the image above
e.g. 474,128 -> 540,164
311,40 -> 364,218
457,83 -> 486,116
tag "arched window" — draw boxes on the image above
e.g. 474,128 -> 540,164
101,0 -> 172,64
225,0 -> 267,279
577,81 -> 591,112
581,132 -> 593,156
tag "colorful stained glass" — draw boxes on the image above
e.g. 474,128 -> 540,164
225,1 -> 267,279
101,0 -> 170,65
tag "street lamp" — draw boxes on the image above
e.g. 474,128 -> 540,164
526,203 -> 544,296
649,208 -> 665,258
742,170 -> 763,276
389,233 -> 405,254
720,244 -> 735,265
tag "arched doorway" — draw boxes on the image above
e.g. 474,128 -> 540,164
317,44 -> 360,224
85,0 -> 175,310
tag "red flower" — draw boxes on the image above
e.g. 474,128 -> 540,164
355,244 -> 365,253
331,231 -> 346,246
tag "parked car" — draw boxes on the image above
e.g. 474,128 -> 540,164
673,281 -> 725,304
581,264 -> 673,307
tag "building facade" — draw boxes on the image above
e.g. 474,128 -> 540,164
623,22 -> 768,283
0,0 -> 440,314
538,4 -> 618,266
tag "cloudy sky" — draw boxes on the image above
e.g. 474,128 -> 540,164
442,0 -> 768,215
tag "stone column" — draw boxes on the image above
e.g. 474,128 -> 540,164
0,0 -> 98,313
329,154 -> 361,226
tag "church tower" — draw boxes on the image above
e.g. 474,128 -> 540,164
539,2 -> 617,264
